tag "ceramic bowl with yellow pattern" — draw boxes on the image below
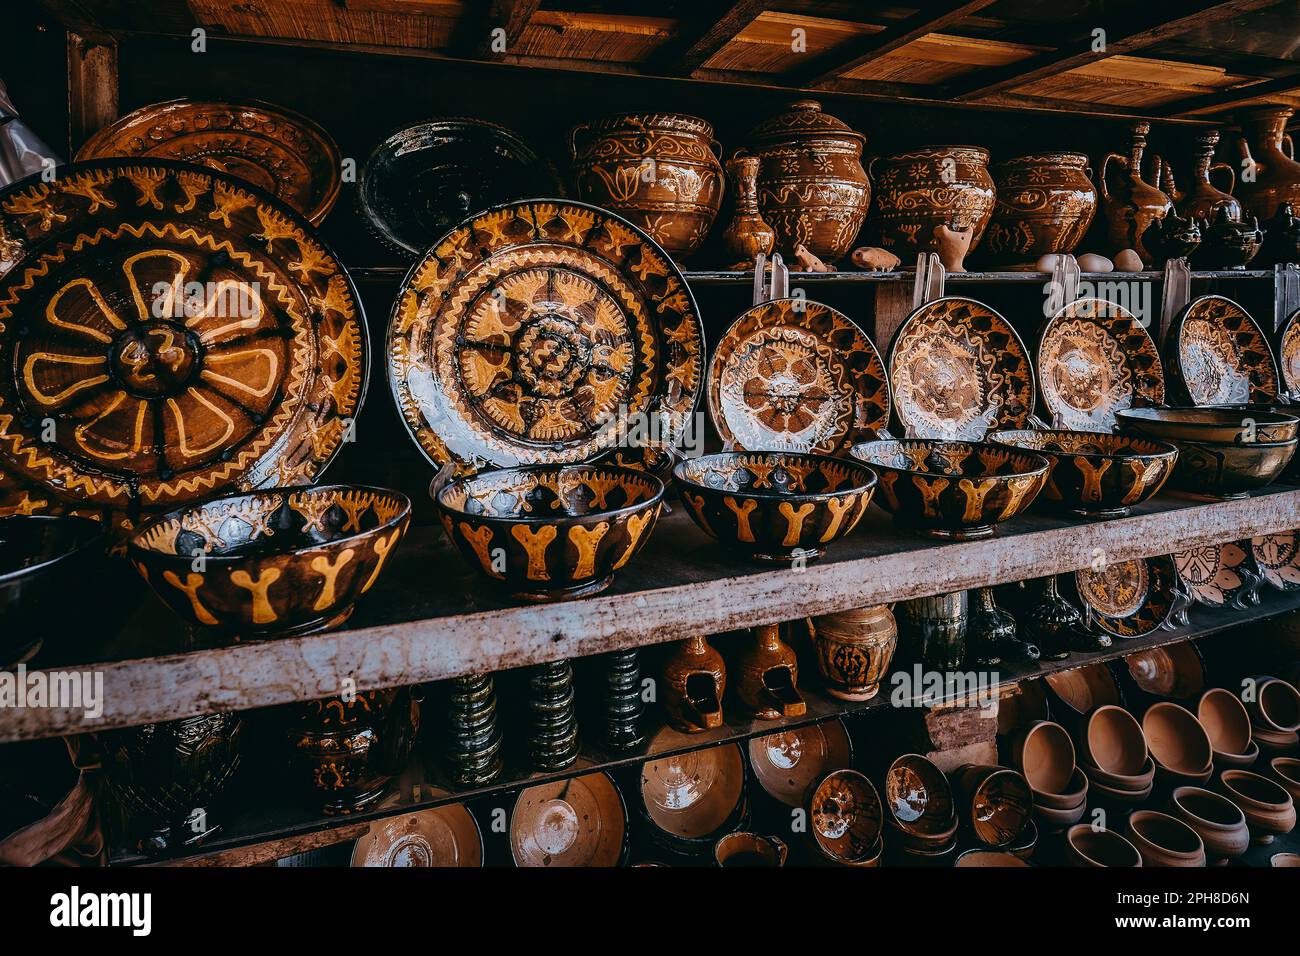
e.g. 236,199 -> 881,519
989,429 -> 1178,519
129,485 -> 411,638
673,451 -> 877,564
436,464 -> 664,601
850,439 -> 1048,540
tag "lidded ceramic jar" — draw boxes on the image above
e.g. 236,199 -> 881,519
1236,105 -> 1300,221
984,152 -> 1096,264
741,99 -> 870,261
569,112 -> 724,258
869,145 -> 996,259
808,605 -> 897,701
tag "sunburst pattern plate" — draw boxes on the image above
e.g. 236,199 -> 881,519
1170,295 -> 1279,406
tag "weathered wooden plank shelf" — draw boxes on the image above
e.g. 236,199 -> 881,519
115,585 -> 1300,868
6,486 -> 1299,744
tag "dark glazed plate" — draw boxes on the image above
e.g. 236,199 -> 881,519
1170,295 -> 1279,405
1280,307 -> 1300,399
358,119 -> 561,256
1072,554 -> 1181,639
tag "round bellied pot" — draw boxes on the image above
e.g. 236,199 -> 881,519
1271,757 -> 1300,804
807,605 -> 897,701
1099,121 -> 1173,265
1236,105 -> 1300,221
870,146 -> 996,259
510,771 -> 627,867
806,769 -> 884,867
351,803 -> 483,867
741,99 -> 870,262
1217,769 -> 1297,844
713,831 -> 787,867
1065,823 -> 1142,867
1125,809 -> 1206,867
983,152 -> 1096,266
1168,785 -> 1250,864
1172,130 -> 1243,223
568,112 -> 724,259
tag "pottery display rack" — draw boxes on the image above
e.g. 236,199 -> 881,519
5,2 -> 1300,866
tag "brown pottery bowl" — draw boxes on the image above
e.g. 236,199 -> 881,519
713,831 -> 788,867
1031,767 -> 1089,811
883,754 -> 957,846
1044,663 -> 1124,723
1125,643 -> 1207,701
1081,704 -> 1149,777
850,439 -> 1048,540
639,744 -> 748,855
807,769 -> 885,866
1168,785 -> 1250,862
1009,720 -> 1076,794
674,452 -> 877,564
1125,809 -> 1206,867
1253,725 -> 1300,756
1197,688 -> 1253,757
1246,676 -> 1300,733
511,771 -> 627,867
954,849 -> 1032,867
1065,823 -> 1142,867
749,720 -> 852,808
1271,757 -> 1300,804
351,803 -> 483,867
953,764 -> 1033,847
1143,702 -> 1214,782
130,485 -> 411,639
989,430 -> 1177,518
1115,406 -> 1300,444
1217,769 -> 1297,843
437,464 -> 663,601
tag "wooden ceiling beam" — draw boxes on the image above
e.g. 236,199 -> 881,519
654,0 -> 768,76
945,0 -> 1285,101
1159,73 -> 1300,117
475,0 -> 542,57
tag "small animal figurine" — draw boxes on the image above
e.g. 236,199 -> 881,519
850,246 -> 901,272
934,223 -> 974,272
1140,209 -> 1201,266
793,243 -> 835,272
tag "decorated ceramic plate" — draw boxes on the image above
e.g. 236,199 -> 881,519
387,199 -> 704,473
0,160 -> 367,528
1280,307 -> 1300,400
359,119 -> 562,257
1036,297 -> 1163,432
1172,541 -> 1260,609
888,296 -> 1034,440
1170,295 -> 1279,405
75,98 -> 342,225
708,298 -> 889,455
1249,531 -> 1300,592
1073,554 -> 1180,639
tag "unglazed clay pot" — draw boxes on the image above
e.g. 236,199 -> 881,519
1065,823 -> 1142,867
662,636 -> 726,733
569,112 -> 724,258
1168,785 -> 1250,863
1143,701 -> 1213,785
1197,688 -> 1254,766
1172,130 -> 1242,223
1010,720 -> 1076,795
1100,121 -> 1172,265
1246,675 -> 1300,733
1080,704 -> 1148,777
870,146 -> 996,258
1271,757 -> 1300,805
721,155 -> 775,268
742,99 -> 870,262
1217,769 -> 1296,843
1125,809 -> 1206,867
1236,105 -> 1300,221
808,605 -> 897,701
983,152 -> 1096,265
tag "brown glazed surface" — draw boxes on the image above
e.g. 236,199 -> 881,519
662,635 -> 727,734
1174,541 -> 1257,609
1073,554 -> 1178,639
884,754 -> 957,842
743,100 -> 870,261
1100,121 -> 1172,264
1236,106 -> 1300,221
0,160 -> 366,529
748,719 -> 852,806
570,112 -> 724,257
437,464 -> 663,601
1115,406 -> 1298,444
130,485 -> 410,638
75,98 -> 342,224
953,764 -> 1032,847
984,152 -> 1096,263
387,199 -> 704,473
721,155 -> 776,267
351,803 -> 483,867
1125,643 -> 1206,699
511,771 -> 626,867
640,743 -> 746,841
851,439 -> 1047,540
1280,309 -> 1300,398
808,605 -> 897,701
674,451 -> 877,563
709,298 -> 889,455
1173,130 -> 1243,223
1171,295 -> 1279,406
870,146 -> 996,258
735,624 -> 805,719
809,769 -> 883,865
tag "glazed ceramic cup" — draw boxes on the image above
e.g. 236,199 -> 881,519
713,831 -> 787,867
1168,785 -> 1250,863
351,803 -> 483,867
1217,769 -> 1297,844
807,769 -> 885,866
1081,704 -> 1149,777
883,754 -> 957,846
1125,809 -> 1206,867
1065,823 -> 1142,867
952,764 -> 1033,847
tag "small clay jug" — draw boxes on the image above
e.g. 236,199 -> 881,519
1193,206 -> 1263,269
808,605 -> 897,701
721,154 -> 775,268
1259,202 -> 1300,266
1100,121 -> 1173,265
1236,105 -> 1300,221
662,636 -> 726,733
1173,130 -> 1242,223
736,624 -> 806,720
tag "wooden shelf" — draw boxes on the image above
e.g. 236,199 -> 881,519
113,585 -> 1300,868
8,485 -> 1299,745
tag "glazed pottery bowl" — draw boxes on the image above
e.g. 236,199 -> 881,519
1031,767 -> 1088,811
674,452 -> 877,564
1143,702 -> 1214,781
953,764 -> 1033,847
1081,704 -> 1149,777
1006,818 -> 1039,860
1009,720 -> 1076,794
954,849 -> 1032,867
883,754 -> 957,845
1044,663 -> 1124,726
437,464 -> 664,601
713,831 -> 787,867
1217,769 -> 1297,843
749,719 -> 852,808
1271,757 -> 1300,804
0,515 -> 106,665
1065,823 -> 1142,867
989,430 -> 1177,518
1115,406 -> 1300,444
639,744 -> 747,856
1197,688 -> 1254,758
1125,809 -> 1206,867
512,771 -> 626,866
1246,676 -> 1300,733
849,440 -> 1048,540
130,485 -> 411,638
808,769 -> 885,866
1165,437 -> 1297,498
351,803 -> 483,867
1169,786 -> 1250,862
1125,643 -> 1207,701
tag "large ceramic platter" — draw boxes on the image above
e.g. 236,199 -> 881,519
359,119 -> 562,257
1280,307 -> 1300,400
888,296 -> 1034,440
1036,297 -> 1163,432
1170,295 -> 1279,405
708,298 -> 889,455
1073,555 -> 1179,639
388,199 -> 704,473
75,98 -> 342,225
1173,542 -> 1260,610
0,159 -> 367,524
1249,531 -> 1300,592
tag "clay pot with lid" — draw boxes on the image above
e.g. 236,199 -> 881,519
742,99 -> 870,262
1125,809 -> 1206,867
808,605 -> 897,701
1217,769 -> 1296,843
1168,785 -> 1250,863
983,152 -> 1096,265
569,112 -> 724,258
870,145 -> 996,259
1100,121 -> 1173,265
1236,105 -> 1300,221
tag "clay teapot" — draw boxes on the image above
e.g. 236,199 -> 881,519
1260,202 -> 1300,266
1141,208 -> 1201,267
1172,130 -> 1242,223
662,636 -> 726,733
736,624 -> 805,719
1100,121 -> 1173,265
1236,105 -> 1300,221
1192,206 -> 1263,269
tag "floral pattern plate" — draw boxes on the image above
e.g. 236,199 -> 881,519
0,159 -> 367,529
1250,531 -> 1300,592
1073,554 -> 1181,639
887,296 -> 1034,441
1170,295 -> 1279,406
1280,307 -> 1300,400
387,199 -> 704,474
708,298 -> 889,455
1173,541 -> 1260,609
1036,297 -> 1163,432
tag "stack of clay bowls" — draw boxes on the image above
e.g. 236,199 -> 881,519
1064,823 -> 1142,867
1217,769 -> 1297,844
1078,704 -> 1155,805
1009,721 -> 1088,833
882,754 -> 958,865
806,769 -> 885,867
1197,688 -> 1259,769
1271,757 -> 1300,805
1246,676 -> 1300,756
1143,702 -> 1214,789
1168,786 -> 1250,865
